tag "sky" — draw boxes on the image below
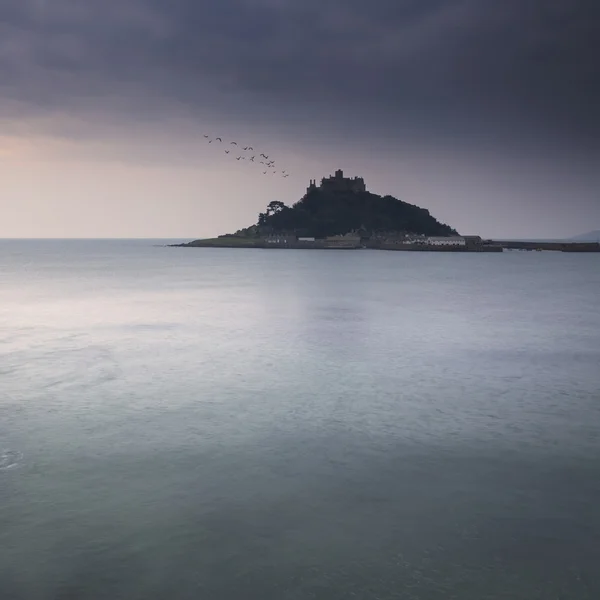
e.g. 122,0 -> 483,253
1,0 -> 598,239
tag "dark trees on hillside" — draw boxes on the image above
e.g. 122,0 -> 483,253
256,189 -> 457,237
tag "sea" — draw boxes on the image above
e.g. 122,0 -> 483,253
1,239 -> 599,600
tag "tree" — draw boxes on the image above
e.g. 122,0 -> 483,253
255,189 -> 458,237
265,201 -> 286,217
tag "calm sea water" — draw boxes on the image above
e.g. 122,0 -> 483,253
1,240 -> 599,600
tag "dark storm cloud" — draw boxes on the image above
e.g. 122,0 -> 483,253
1,0 -> 598,144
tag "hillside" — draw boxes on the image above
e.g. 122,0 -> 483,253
570,230 -> 600,242
181,170 -> 459,247
255,187 -> 457,238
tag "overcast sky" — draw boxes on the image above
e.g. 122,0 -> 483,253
1,0 -> 598,238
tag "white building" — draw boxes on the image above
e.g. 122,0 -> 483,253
265,234 -> 294,244
425,236 -> 466,246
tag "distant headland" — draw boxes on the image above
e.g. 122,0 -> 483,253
570,230 -> 600,242
175,170 -> 600,252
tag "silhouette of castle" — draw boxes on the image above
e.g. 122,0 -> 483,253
307,169 -> 366,194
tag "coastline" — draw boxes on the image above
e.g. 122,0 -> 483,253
171,238 -> 600,252
170,239 -> 503,252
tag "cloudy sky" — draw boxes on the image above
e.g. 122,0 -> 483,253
1,0 -> 598,238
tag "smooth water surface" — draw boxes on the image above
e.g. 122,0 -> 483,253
1,240 -> 600,599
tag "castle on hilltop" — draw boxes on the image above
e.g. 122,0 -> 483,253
307,169 -> 366,194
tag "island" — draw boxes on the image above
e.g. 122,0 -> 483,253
175,170 -> 598,252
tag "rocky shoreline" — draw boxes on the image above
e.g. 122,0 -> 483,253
171,238 -> 504,252
171,238 -> 600,252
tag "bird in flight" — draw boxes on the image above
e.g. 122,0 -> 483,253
208,140 -> 212,143
260,154 -> 268,159
230,141 -> 237,145
242,147 -> 248,150
203,135 -> 209,138
236,157 -> 242,160
225,150 -> 230,154
247,146 -> 253,150
263,171 -> 267,174
216,137 -> 222,142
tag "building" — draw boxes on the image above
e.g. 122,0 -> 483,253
264,234 -> 296,246
463,235 -> 482,244
463,235 -> 482,249
425,236 -> 466,246
307,169 -> 366,194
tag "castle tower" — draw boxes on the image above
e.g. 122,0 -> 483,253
306,179 -> 317,194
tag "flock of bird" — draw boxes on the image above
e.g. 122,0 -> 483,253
203,134 -> 290,178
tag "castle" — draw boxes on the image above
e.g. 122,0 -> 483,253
307,169 -> 366,194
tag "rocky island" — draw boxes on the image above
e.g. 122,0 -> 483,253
176,170 -> 595,252
177,169 -> 504,251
